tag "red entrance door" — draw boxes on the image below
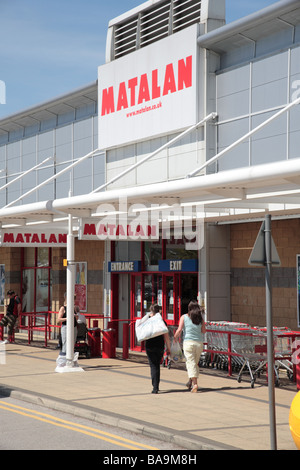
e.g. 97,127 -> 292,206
130,274 -> 141,351
163,274 -> 179,326
130,272 -> 198,350
130,273 -> 162,351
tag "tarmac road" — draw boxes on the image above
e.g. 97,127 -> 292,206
0,396 -> 185,451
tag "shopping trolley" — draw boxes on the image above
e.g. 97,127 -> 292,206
273,328 -> 295,383
234,330 -> 269,388
202,321 -> 250,372
247,326 -> 295,386
204,322 -> 268,387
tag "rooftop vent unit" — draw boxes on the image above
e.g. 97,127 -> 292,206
113,0 -> 202,60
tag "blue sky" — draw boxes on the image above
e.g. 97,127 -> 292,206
0,0 -> 278,118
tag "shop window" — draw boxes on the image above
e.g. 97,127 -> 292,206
166,236 -> 197,260
21,248 -> 52,313
115,241 -> 141,261
144,238 -> 162,270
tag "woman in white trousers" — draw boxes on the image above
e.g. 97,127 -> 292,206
174,301 -> 206,393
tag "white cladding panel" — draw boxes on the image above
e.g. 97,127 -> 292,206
106,128 -> 205,189
0,115 -> 102,205
216,46 -> 300,171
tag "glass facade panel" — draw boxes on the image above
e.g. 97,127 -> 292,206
22,269 -> 35,313
24,248 -> 35,267
0,109 -> 101,205
36,268 -> 51,312
166,238 -> 197,260
37,248 -> 49,267
21,248 -> 51,313
144,239 -> 162,269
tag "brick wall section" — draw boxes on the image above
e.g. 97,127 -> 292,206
52,240 -> 104,316
0,242 -> 105,336
74,239 -> 104,316
231,219 -> 300,330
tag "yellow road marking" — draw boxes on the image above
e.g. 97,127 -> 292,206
0,400 -> 158,451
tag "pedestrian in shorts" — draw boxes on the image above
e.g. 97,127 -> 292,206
0,290 -> 21,344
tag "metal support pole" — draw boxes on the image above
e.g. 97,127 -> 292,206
265,214 -> 277,450
66,212 -> 75,366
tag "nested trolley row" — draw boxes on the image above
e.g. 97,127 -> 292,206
163,321 -> 300,388
202,321 -> 300,388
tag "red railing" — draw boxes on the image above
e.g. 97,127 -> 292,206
0,311 -> 105,348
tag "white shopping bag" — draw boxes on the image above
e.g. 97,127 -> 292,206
135,313 -> 168,342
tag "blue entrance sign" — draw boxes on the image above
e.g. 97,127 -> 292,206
158,259 -> 198,272
108,261 -> 141,272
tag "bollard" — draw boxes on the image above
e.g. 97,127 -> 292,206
102,329 -> 116,358
0,314 -> 3,341
87,328 -> 101,357
123,323 -> 129,360
297,360 -> 300,392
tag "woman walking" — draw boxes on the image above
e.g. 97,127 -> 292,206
174,300 -> 206,392
145,304 -> 171,394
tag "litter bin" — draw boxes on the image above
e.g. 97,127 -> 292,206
0,314 -> 3,341
102,328 -> 116,358
87,327 -> 101,357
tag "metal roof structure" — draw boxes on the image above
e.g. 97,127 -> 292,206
0,82 -> 97,138
197,0 -> 300,54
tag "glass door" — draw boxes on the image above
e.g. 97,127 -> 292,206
163,274 -> 179,326
130,273 -> 163,350
21,248 -> 52,330
132,274 -> 142,319
143,274 -> 162,313
130,274 -> 142,350
179,273 -> 198,317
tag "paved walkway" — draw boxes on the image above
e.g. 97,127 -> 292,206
0,340 -> 298,450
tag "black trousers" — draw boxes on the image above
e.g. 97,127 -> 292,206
146,347 -> 164,392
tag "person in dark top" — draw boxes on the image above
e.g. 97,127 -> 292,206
145,304 -> 171,394
57,293 -> 78,355
0,290 -> 21,344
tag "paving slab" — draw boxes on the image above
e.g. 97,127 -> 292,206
0,341 -> 298,450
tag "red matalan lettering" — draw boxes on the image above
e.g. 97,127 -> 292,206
117,82 -> 128,111
48,234 -> 57,244
178,55 -> 192,90
100,56 -> 193,116
15,233 -> 24,243
138,74 -> 151,104
135,225 -> 144,236
97,224 -> 107,236
163,63 -> 176,95
128,77 -> 138,106
152,69 -> 160,99
31,233 -> 40,243
101,86 -> 115,116
115,225 -> 125,236
83,224 -> 96,236
58,234 -> 67,244
2,232 -> 66,244
3,233 -> 14,243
